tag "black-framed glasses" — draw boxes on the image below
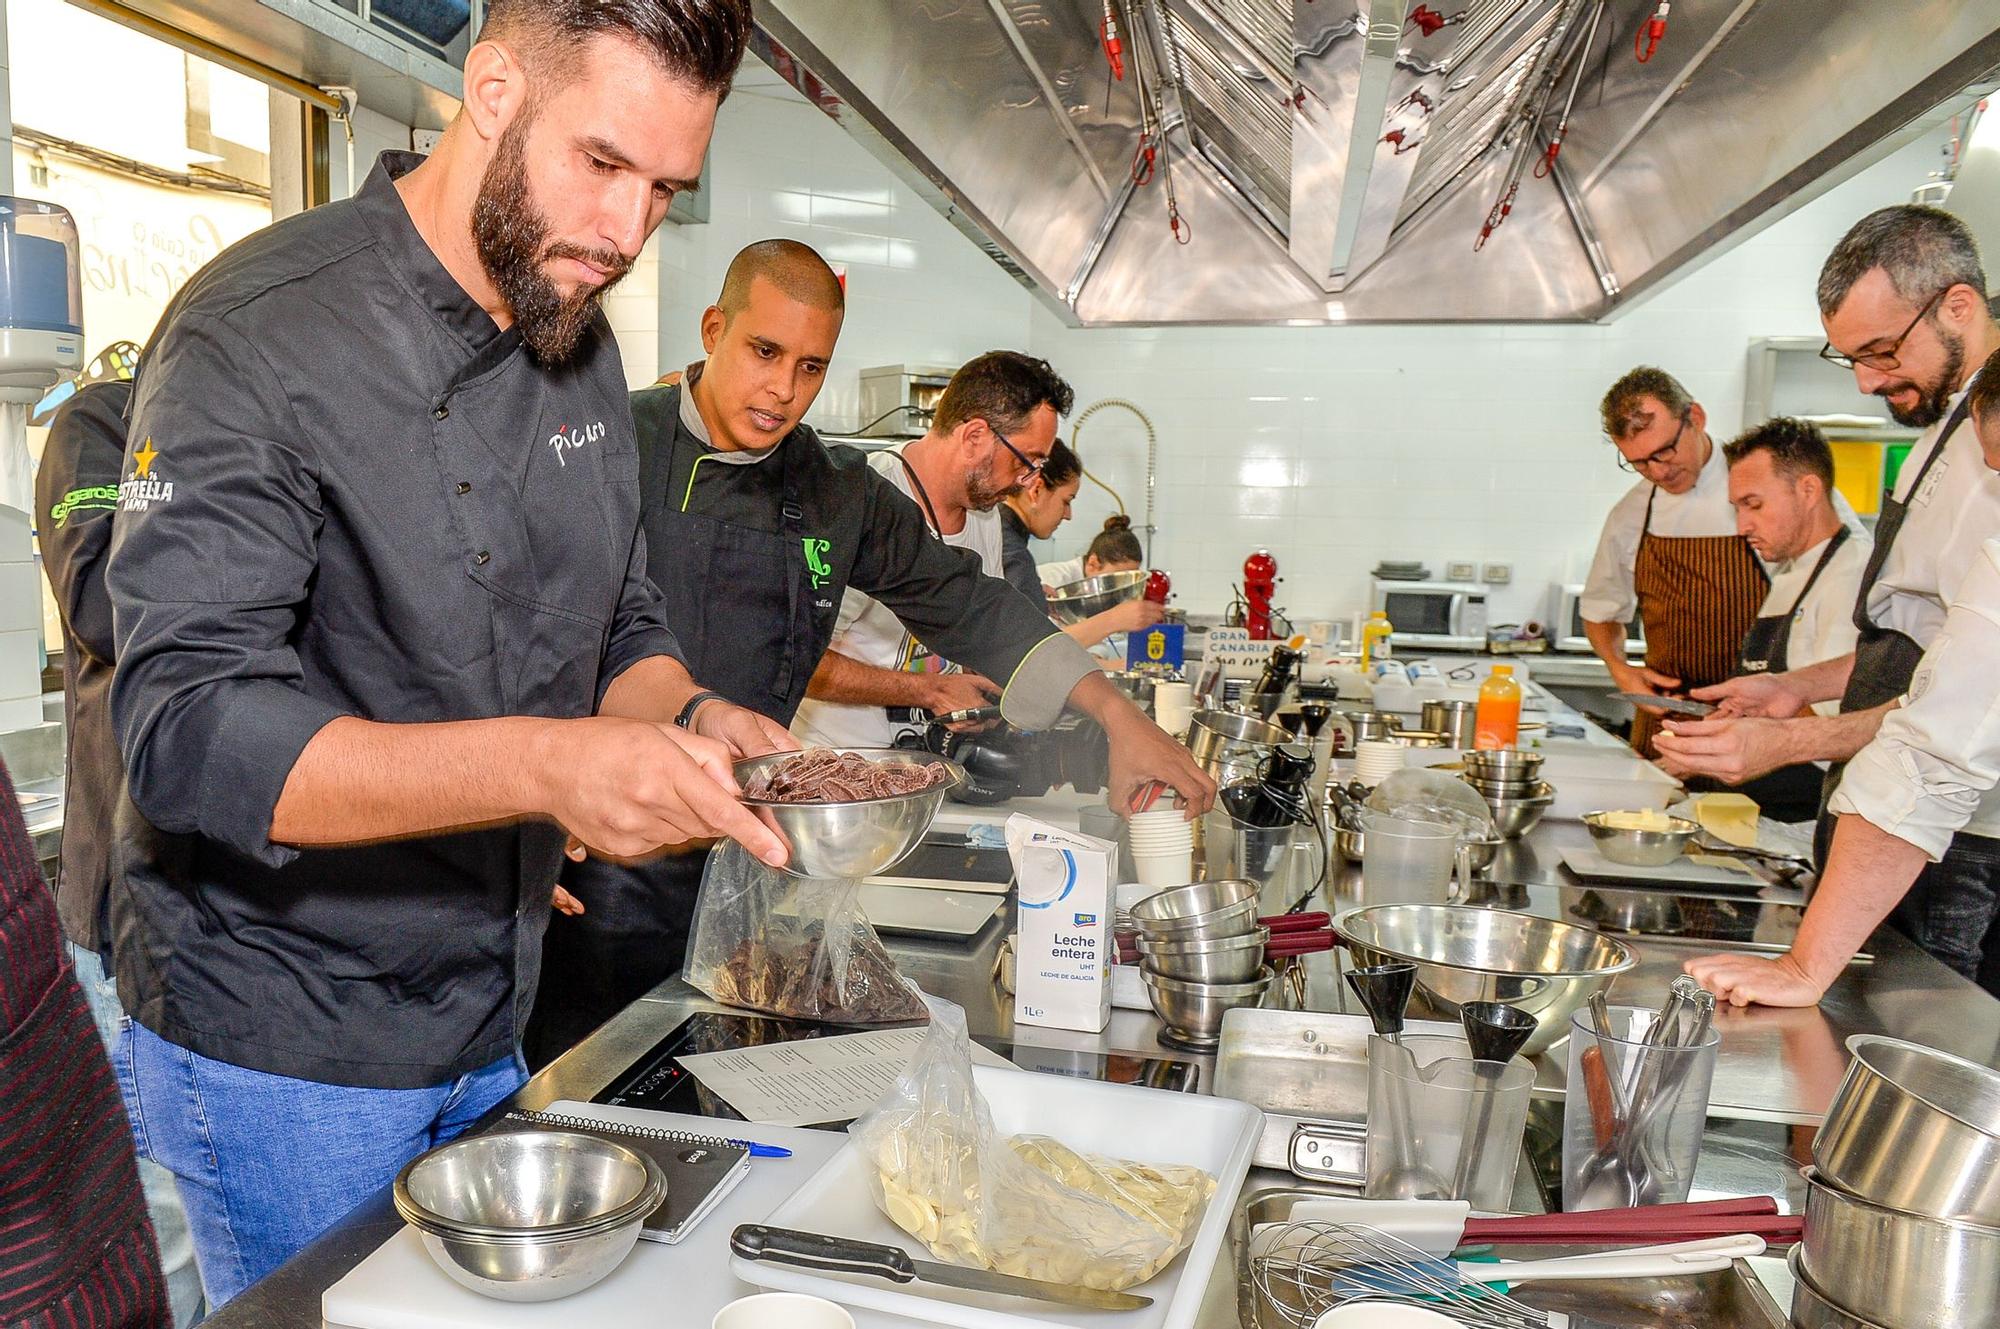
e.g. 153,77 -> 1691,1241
1820,286 -> 1949,372
990,424 -> 1045,479
1613,409 -> 1690,474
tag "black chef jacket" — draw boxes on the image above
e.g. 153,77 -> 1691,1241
997,504 -> 1051,615
35,380 -> 133,954
105,152 -> 682,1089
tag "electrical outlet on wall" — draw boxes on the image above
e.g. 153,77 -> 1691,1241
1446,560 -> 1478,583
1482,562 -> 1512,585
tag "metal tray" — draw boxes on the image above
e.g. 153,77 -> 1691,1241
1213,1007 -> 1465,1178
1233,1188 -> 1791,1329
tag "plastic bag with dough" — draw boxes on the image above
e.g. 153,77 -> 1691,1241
852,996 -> 1215,1292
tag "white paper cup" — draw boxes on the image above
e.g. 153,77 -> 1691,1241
1132,850 -> 1195,888
1153,682 -> 1195,736
1128,828 -> 1195,853
713,1293 -> 855,1329
1129,808 -> 1191,837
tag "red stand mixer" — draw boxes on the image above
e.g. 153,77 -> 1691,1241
1242,549 -> 1279,640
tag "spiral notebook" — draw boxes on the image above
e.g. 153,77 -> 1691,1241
499,1109 -> 750,1245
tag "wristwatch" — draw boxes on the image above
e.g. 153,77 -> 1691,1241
674,689 -> 726,729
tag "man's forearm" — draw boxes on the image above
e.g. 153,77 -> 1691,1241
806,650 -> 935,708
1065,670 -> 1146,732
600,654 -> 701,724
1583,618 -> 1636,677
1788,813 -> 1931,987
1785,701 -> 1894,765
271,714 -> 563,846
1777,652 -> 1856,706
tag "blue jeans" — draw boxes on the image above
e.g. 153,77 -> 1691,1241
69,943 -> 206,1328
113,1021 -> 525,1309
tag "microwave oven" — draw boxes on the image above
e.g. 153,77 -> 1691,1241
1549,582 -> 1645,655
1372,579 -> 1488,651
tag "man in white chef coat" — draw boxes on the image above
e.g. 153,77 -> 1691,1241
1580,368 -> 1772,757
1693,418 -> 1871,821
1689,352 -> 2000,1001
1664,206 -> 2000,1002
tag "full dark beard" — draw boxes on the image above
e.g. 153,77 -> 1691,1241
1880,328 -> 1965,428
964,455 -> 1021,512
471,116 -> 632,364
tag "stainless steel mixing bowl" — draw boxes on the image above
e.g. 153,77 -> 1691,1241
735,748 -> 966,879
1140,964 -> 1274,1049
1335,903 -> 1635,1055
1128,877 -> 1261,941
1136,926 -> 1271,983
1478,782 -> 1555,839
394,1131 -> 666,1302
1788,1248 -> 1890,1329
1801,1167 -> 2000,1329
1186,709 -> 1292,785
1463,748 -> 1545,782
1814,1035 -> 2000,1224
1583,811 -> 1700,866
1047,569 -> 1148,624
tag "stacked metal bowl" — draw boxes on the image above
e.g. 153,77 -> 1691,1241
1460,748 -> 1554,839
394,1131 -> 667,1301
1128,878 -> 1273,1052
1793,1035 -> 2000,1329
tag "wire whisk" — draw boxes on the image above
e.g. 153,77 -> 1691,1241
1250,1222 -> 1562,1329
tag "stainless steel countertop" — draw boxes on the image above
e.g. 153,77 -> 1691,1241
210,802 -> 1998,1329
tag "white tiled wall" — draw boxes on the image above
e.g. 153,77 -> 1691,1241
617,69 -> 1953,629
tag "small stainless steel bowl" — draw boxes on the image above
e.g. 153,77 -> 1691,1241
1583,810 -> 1700,866
1136,926 -> 1271,983
1458,834 -> 1502,874
1140,964 -> 1274,1049
393,1131 -> 666,1302
1047,570 -> 1148,625
1463,748 -> 1545,782
735,748 -> 965,880
1814,1035 -> 2000,1224
1800,1167 -> 2000,1329
1186,710 -> 1292,785
1334,825 -> 1366,862
1479,782 -> 1555,840
1336,903 -> 1635,1056
1466,772 -> 1542,798
1128,878 -> 1262,941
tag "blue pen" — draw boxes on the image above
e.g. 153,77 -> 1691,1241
729,1139 -> 792,1158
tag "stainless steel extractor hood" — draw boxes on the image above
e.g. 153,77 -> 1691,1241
751,0 -> 2000,323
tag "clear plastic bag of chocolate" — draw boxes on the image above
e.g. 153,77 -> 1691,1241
849,995 -> 1215,1292
682,839 -> 927,1024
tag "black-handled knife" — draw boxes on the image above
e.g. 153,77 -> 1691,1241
730,1223 -> 1153,1311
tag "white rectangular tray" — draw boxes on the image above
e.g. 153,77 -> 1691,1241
1560,845 -> 1766,891
729,1064 -> 1262,1329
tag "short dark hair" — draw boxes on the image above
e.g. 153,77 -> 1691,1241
1600,366 -> 1694,442
1040,438 -> 1081,488
933,351 -> 1075,437
1969,346 -> 2000,434
1723,417 -> 1835,489
1087,514 -> 1142,566
717,238 -> 844,319
481,0 -> 751,98
1817,205 -> 1988,317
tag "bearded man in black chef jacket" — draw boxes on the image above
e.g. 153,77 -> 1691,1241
526,240 -> 1216,1064
99,0 -> 798,1307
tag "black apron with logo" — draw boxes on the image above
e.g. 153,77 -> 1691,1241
1815,393 -> 1973,858
527,385 -> 842,1067
1731,528 -> 1850,822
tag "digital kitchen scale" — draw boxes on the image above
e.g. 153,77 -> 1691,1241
862,840 -> 1014,894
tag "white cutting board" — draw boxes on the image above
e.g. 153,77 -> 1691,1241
730,1064 -> 1261,1329
321,1103 -> 930,1329
1560,846 -> 1766,891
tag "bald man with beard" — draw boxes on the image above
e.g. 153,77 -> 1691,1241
528,241 -> 1214,1061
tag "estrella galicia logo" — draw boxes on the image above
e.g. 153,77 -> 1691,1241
802,537 -> 833,588
547,420 -> 606,467
1073,912 -> 1098,925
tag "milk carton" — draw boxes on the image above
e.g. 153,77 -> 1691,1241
1005,814 -> 1115,1033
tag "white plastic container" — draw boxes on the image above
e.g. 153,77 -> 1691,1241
1540,750 -> 1681,821
732,1064 -> 1262,1329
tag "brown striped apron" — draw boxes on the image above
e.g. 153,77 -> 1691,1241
1629,487 -> 1769,755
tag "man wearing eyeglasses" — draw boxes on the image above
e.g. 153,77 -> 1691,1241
1660,205 -> 2000,1004
794,350 -> 1092,750
1580,366 -> 1770,756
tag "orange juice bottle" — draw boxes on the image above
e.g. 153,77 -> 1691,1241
1474,665 -> 1521,750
